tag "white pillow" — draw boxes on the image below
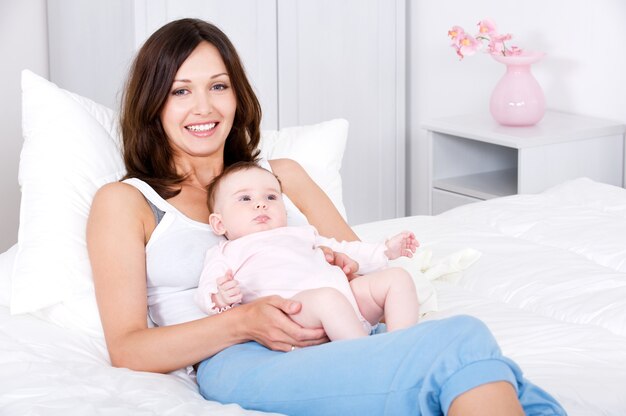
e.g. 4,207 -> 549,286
12,71 -> 125,336
0,244 -> 17,307
259,119 -> 348,220
11,70 -> 348,336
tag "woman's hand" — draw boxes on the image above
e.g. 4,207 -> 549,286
319,246 -> 359,280
240,296 -> 329,352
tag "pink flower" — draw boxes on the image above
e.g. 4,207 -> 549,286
457,33 -> 481,58
449,26 -> 483,59
477,19 -> 497,36
487,40 -> 503,55
448,26 -> 465,44
448,19 -> 523,59
487,34 -> 515,55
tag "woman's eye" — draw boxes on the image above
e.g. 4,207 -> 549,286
212,83 -> 229,91
172,88 -> 189,96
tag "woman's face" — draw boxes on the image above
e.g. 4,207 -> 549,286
160,41 -> 237,161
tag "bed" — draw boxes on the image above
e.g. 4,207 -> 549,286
1,71 -> 625,415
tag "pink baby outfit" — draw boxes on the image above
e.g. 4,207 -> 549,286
195,225 -> 388,329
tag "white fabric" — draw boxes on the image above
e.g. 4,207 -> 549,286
416,248 -> 482,284
259,120 -> 348,220
257,159 -> 309,226
10,70 -> 349,336
123,178 -> 218,327
12,70 -> 124,321
0,244 -> 17,307
353,220 -> 446,313
355,178 -> 626,415
350,217 -> 483,315
0,306 -> 275,416
1,178 -> 626,414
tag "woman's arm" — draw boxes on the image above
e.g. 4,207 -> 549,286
269,158 -> 358,242
87,182 -> 325,373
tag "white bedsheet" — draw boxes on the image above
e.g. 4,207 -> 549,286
0,305 -> 271,415
353,178 -> 626,415
1,178 -> 625,415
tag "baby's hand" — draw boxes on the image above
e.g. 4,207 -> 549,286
212,270 -> 243,309
384,231 -> 419,260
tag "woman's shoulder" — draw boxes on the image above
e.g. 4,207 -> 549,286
94,181 -> 144,202
268,158 -> 304,176
267,158 -> 310,188
91,181 -> 151,217
88,181 -> 156,246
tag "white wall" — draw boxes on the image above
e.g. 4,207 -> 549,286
44,0 -> 405,225
408,0 -> 626,214
0,0 -> 48,252
47,0 -> 135,111
275,0 -> 406,224
1,0 -> 626,252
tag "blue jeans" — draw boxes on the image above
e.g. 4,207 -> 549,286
197,315 -> 566,415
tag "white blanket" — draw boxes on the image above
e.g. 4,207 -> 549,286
354,178 -> 626,416
1,178 -> 625,415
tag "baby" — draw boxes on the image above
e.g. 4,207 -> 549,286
195,162 -> 420,340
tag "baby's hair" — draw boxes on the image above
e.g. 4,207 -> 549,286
207,161 -> 282,213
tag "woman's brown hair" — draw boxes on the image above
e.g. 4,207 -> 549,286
120,18 -> 261,199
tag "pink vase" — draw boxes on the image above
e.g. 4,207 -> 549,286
489,52 -> 546,126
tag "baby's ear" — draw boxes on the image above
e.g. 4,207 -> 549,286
209,213 -> 226,236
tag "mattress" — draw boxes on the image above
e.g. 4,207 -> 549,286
1,178 -> 625,415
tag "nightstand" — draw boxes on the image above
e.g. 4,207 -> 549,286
423,111 -> 625,215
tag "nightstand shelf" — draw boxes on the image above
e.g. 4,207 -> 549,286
433,168 -> 517,200
424,111 -> 625,215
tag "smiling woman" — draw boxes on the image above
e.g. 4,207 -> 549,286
119,19 -> 262,201
161,43 -> 236,159
89,15 -> 350,373
85,18 -> 566,416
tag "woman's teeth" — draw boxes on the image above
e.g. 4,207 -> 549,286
186,123 -> 216,132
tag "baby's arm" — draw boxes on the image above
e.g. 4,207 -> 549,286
384,231 -> 419,260
314,227 -> 419,272
195,248 -> 241,314
314,231 -> 386,274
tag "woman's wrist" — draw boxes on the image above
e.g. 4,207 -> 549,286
226,302 -> 253,344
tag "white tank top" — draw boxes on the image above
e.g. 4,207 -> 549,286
123,159 -> 309,327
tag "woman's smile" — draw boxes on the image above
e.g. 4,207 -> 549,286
185,122 -> 219,137
160,41 -> 237,158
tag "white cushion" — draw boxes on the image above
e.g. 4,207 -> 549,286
259,119 -> 348,220
11,70 -> 348,336
12,70 -> 124,337
0,244 -> 17,307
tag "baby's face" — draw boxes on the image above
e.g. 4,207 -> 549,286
213,168 -> 288,240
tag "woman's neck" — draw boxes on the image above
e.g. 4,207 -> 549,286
175,154 -> 224,189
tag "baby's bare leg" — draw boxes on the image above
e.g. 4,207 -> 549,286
349,267 -> 419,331
290,288 -> 368,341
